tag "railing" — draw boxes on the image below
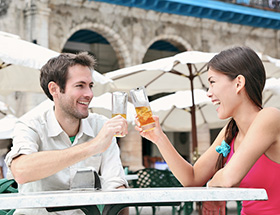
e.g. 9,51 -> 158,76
216,0 -> 280,11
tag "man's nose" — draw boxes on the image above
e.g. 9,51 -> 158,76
85,86 -> 93,98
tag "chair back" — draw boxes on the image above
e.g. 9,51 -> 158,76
131,168 -> 182,188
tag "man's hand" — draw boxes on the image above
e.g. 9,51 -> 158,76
94,115 -> 128,153
202,201 -> 226,215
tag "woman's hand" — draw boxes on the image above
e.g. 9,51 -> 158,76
202,201 -> 226,215
134,115 -> 165,145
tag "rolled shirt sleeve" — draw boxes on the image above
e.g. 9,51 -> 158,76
99,140 -> 128,190
5,119 -> 40,167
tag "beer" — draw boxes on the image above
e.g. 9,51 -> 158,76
112,113 -> 127,119
135,106 -> 155,132
130,86 -> 155,132
111,91 -> 128,137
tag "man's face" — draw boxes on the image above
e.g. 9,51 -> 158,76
56,64 -> 94,120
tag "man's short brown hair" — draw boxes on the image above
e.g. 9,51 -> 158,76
40,52 -> 96,100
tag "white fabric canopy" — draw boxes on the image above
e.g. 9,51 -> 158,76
0,114 -> 17,140
0,31 -> 115,96
263,77 -> 280,108
0,31 -> 59,69
105,51 -> 217,96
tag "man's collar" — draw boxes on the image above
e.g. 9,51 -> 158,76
79,117 -> 95,138
47,107 -> 64,137
47,108 -> 95,138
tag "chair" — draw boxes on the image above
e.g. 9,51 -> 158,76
0,178 -> 17,215
130,168 -> 193,215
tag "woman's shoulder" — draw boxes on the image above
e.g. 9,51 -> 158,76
257,107 -> 280,128
260,107 -> 280,117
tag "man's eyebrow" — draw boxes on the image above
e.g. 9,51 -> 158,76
74,81 -> 93,85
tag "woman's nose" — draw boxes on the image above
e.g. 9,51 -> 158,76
206,88 -> 212,97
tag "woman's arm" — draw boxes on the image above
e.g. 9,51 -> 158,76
136,116 -> 227,187
208,107 -> 280,187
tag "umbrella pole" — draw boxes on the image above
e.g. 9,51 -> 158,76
188,64 -> 198,163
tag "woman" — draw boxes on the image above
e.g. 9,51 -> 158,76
135,46 -> 280,214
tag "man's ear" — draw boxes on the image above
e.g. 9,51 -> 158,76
235,75 -> 246,94
48,81 -> 59,98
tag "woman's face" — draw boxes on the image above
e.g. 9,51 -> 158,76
207,67 -> 240,120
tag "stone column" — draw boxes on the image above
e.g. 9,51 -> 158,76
119,129 -> 144,172
24,0 -> 51,48
190,124 -> 210,163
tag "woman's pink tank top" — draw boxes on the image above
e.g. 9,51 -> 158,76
227,139 -> 280,214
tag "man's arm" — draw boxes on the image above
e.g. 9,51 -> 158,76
11,141 -> 93,184
10,115 -> 128,184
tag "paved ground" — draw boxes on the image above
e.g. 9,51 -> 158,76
128,201 -> 239,215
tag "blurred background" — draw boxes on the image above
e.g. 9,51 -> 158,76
0,0 -> 280,174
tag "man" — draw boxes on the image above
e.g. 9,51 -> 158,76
5,52 -> 128,214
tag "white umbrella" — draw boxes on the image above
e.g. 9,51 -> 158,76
261,54 -> 280,78
0,114 -> 17,140
92,71 -> 116,97
0,31 -> 115,96
0,31 -> 58,94
0,31 -> 59,69
263,77 -> 280,108
105,51 -> 217,152
106,52 -> 280,96
0,32 -> 56,94
150,89 -> 227,132
0,100 -> 15,115
89,92 -> 136,124
105,51 -> 217,96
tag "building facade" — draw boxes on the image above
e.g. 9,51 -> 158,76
1,0 -> 280,170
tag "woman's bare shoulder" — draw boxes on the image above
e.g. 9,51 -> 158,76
256,107 -> 280,135
259,107 -> 280,119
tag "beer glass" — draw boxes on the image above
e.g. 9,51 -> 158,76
112,91 -> 128,137
130,86 -> 155,132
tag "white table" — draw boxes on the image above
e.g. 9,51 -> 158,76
0,187 -> 267,214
